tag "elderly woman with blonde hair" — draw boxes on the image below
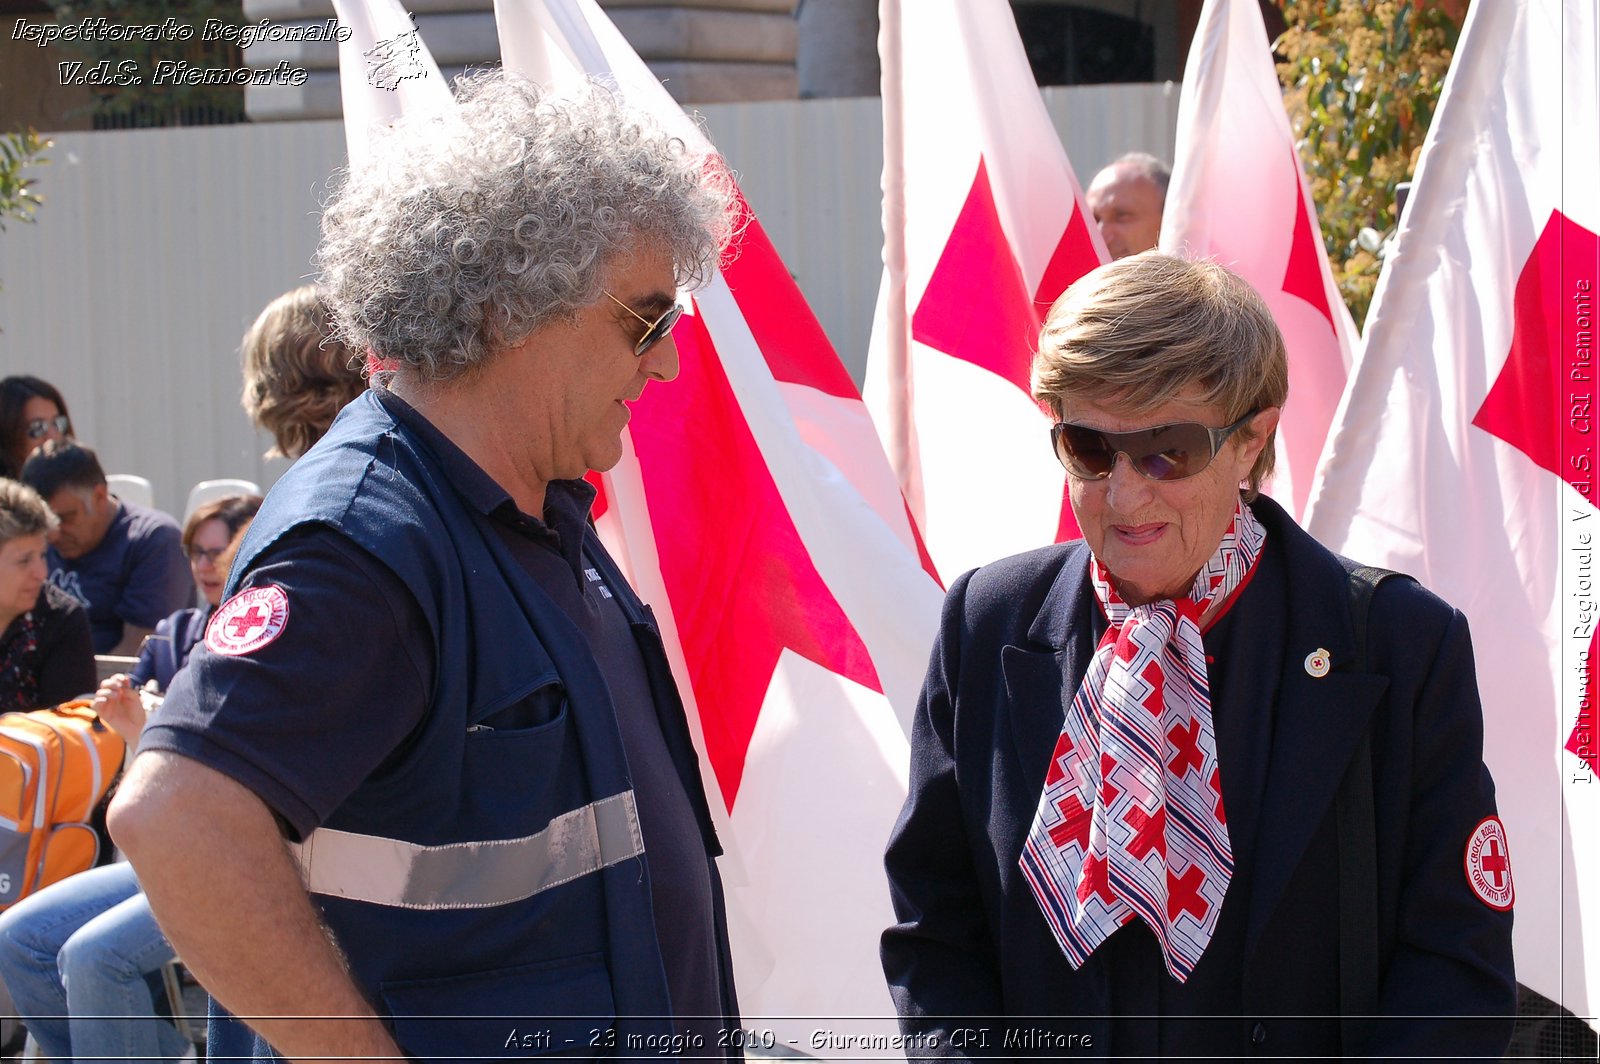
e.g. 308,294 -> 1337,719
0,477 -> 94,709
239,285 -> 366,459
882,253 -> 1516,1058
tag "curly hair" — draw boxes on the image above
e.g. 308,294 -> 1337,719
1032,253 -> 1289,499
240,285 -> 365,459
0,477 -> 57,546
317,71 -> 737,382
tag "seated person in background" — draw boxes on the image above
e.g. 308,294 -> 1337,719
0,290 -> 372,1059
0,477 -> 95,710
0,495 -> 260,1064
123,494 -> 263,692
239,284 -> 365,460
0,376 -> 74,481
20,441 -> 190,656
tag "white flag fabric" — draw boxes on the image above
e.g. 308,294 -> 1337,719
331,0 -> 453,169
495,0 -> 944,1036
1160,0 -> 1357,520
868,0 -> 1108,584
1305,0 -> 1598,1025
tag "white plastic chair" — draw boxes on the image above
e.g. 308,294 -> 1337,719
105,473 -> 155,509
184,478 -> 261,521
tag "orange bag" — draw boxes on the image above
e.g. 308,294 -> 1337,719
0,700 -> 127,909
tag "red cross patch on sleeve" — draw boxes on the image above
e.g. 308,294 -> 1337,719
1463,816 -> 1515,911
205,585 -> 291,657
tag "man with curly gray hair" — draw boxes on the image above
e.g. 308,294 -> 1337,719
112,71 -> 741,1062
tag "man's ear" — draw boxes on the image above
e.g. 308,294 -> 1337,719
92,481 -> 110,513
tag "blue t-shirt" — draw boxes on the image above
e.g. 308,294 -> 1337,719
47,498 -> 192,653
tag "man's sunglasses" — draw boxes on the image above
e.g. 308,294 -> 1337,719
25,415 -> 70,440
605,291 -> 683,357
1050,410 -> 1258,482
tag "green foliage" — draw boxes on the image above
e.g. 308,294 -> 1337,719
1277,0 -> 1466,327
0,128 -> 51,313
0,129 -> 51,233
47,0 -> 247,126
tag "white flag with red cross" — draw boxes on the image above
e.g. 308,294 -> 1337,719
331,0 -> 453,169
1305,0 -> 1599,1025
494,0 -> 945,1033
1160,0 -> 1358,520
867,0 -> 1108,584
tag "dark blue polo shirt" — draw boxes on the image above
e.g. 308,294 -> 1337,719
146,388 -> 723,1039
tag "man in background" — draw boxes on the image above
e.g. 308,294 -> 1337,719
1086,151 -> 1170,259
21,441 -> 189,655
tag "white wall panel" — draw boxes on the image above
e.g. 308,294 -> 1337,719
0,121 -> 342,516
0,83 -> 1177,516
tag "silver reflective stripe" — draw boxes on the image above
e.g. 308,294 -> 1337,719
289,791 -> 644,910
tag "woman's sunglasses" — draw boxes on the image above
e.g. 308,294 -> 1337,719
25,415 -> 70,440
1051,410 -> 1258,482
605,291 -> 684,357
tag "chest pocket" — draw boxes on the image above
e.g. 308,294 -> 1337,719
464,678 -> 572,818
470,678 -> 566,733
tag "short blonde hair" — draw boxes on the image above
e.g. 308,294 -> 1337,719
1031,253 -> 1289,498
240,285 -> 366,459
0,477 -> 57,546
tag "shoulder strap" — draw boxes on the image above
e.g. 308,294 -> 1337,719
1345,565 -> 1397,673
1337,564 -> 1399,1049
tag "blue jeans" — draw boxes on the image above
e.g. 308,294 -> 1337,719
0,861 -> 191,1063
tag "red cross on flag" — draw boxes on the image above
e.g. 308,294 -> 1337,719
1160,0 -> 1358,520
331,0 -> 453,169
493,0 -> 944,1034
868,0 -> 1108,583
1305,0 -> 1599,1026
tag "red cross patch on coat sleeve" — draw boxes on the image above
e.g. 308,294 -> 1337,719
1464,816 -> 1515,911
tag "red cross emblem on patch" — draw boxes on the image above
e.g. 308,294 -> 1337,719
1463,816 -> 1515,911
206,585 -> 290,657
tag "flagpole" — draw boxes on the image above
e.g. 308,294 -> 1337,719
877,0 -> 918,514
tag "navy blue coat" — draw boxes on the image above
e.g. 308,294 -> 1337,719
882,497 -> 1515,1059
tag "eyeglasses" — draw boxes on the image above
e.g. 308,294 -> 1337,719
1050,410 -> 1259,482
25,415 -> 70,440
186,546 -> 227,564
605,291 -> 683,357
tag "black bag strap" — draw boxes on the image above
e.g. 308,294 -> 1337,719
1338,564 -> 1399,1051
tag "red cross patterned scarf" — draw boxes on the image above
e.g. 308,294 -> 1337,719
1020,499 -> 1266,982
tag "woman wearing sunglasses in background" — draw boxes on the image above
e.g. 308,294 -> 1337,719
881,253 -> 1515,1058
0,376 -> 74,480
